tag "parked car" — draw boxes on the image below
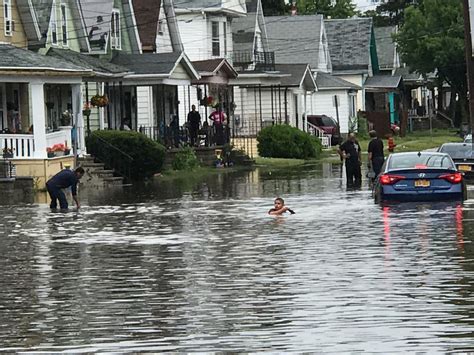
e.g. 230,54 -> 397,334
373,151 -> 467,203
306,115 -> 341,145
464,134 -> 472,143
438,143 -> 474,178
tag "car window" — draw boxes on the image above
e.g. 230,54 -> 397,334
439,144 -> 473,158
321,117 -> 334,126
389,154 -> 455,170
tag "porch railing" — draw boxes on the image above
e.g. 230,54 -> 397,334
307,122 -> 332,149
232,50 -> 275,71
0,127 -> 81,159
0,134 -> 35,158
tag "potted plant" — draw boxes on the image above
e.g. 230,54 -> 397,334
2,147 -> 14,159
47,147 -> 55,158
90,94 -> 109,108
82,101 -> 91,116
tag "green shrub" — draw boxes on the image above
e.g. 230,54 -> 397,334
257,124 -> 322,159
86,130 -> 165,179
172,146 -> 200,170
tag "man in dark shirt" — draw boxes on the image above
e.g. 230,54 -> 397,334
338,133 -> 362,187
46,167 -> 85,210
367,130 -> 385,179
187,105 -> 201,147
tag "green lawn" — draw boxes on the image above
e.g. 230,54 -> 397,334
357,129 -> 463,153
255,129 -> 464,168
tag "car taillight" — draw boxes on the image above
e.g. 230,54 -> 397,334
380,174 -> 405,185
439,172 -> 463,184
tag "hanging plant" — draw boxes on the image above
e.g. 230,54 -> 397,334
90,95 -> 109,108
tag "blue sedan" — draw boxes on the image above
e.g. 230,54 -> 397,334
373,152 -> 467,203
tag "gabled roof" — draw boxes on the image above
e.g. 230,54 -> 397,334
15,0 -> 42,45
78,0 -> 114,53
192,59 -> 238,78
325,18 -> 373,73
315,72 -> 361,91
274,64 -> 316,91
266,15 -> 323,69
375,26 -> 397,71
0,45 -> 90,75
364,75 -> 402,90
46,48 -> 129,78
110,51 -> 200,80
133,0 -> 161,52
232,0 -> 269,53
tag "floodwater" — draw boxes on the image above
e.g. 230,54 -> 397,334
1,163 -> 474,352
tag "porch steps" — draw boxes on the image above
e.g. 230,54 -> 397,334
77,156 -> 125,187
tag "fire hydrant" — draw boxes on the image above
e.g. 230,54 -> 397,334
388,136 -> 397,153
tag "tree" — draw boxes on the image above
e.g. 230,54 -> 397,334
297,0 -> 356,18
361,0 -> 420,27
261,0 -> 290,15
395,0 -> 467,124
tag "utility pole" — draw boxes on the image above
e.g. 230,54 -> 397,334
463,0 -> 474,135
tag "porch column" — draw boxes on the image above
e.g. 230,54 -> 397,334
30,82 -> 47,159
72,83 -> 85,156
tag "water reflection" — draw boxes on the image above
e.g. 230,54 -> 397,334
1,163 -> 474,352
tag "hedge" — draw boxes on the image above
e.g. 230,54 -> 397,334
86,130 -> 165,179
257,124 -> 322,159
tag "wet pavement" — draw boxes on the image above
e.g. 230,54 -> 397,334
1,163 -> 474,352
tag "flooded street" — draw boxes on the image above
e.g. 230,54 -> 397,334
1,163 -> 474,352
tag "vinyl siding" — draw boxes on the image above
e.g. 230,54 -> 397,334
310,90 -> 351,134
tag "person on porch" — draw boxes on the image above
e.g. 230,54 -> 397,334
46,167 -> 85,211
187,105 -> 201,147
209,106 -> 227,146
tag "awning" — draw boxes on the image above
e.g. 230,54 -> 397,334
364,75 -> 402,92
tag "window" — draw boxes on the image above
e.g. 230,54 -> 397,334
61,4 -> 67,45
111,9 -> 121,49
51,2 -> 58,44
211,21 -> 220,57
4,0 -> 12,36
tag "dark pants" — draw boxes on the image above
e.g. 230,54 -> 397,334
371,156 -> 385,177
346,161 -> 362,187
46,183 -> 68,209
214,124 -> 224,145
189,126 -> 199,146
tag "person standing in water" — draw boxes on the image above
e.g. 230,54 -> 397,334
268,197 -> 295,215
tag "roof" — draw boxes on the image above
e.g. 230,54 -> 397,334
375,26 -> 397,70
364,75 -> 402,90
266,15 -> 323,69
79,0 -> 114,53
395,66 -> 423,82
46,48 -> 129,78
0,45 -> 90,74
274,64 -> 316,90
132,0 -> 161,52
192,59 -> 238,78
315,72 -> 361,90
232,12 -> 258,53
324,18 -> 373,72
110,51 -> 200,80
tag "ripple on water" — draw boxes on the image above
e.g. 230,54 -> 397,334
1,165 -> 474,352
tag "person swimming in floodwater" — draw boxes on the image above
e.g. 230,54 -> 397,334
268,197 -> 295,215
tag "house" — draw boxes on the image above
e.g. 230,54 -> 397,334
0,0 -> 28,48
0,44 -> 92,187
174,0 -> 245,127
324,18 -> 378,113
265,14 -> 360,134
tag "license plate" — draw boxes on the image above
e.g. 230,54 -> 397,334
458,165 -> 472,171
415,179 -> 430,187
